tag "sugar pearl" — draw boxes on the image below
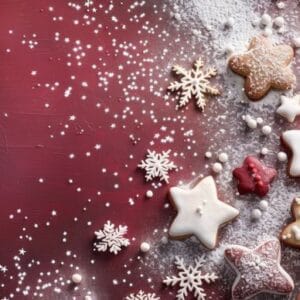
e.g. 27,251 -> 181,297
212,162 -> 223,173
146,190 -> 153,198
293,37 -> 300,48
259,200 -> 268,211
224,44 -> 235,55
256,117 -> 263,125
246,117 -> 257,129
85,296 -> 92,300
224,17 -> 235,28
262,125 -> 272,135
276,2 -> 285,9
71,273 -> 82,284
261,14 -> 272,26
273,16 -> 284,27
205,151 -> 212,158
218,153 -> 228,163
251,209 -> 262,220
261,147 -> 269,155
277,151 -> 287,162
263,27 -> 273,37
140,242 -> 151,252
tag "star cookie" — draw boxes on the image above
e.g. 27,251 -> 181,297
225,239 -> 294,300
233,156 -> 277,197
168,176 -> 239,249
277,94 -> 300,123
229,35 -> 296,101
282,130 -> 300,177
281,197 -> 300,248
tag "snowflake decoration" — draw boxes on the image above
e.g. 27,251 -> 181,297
94,221 -> 130,255
125,290 -> 160,300
168,58 -> 220,110
138,149 -> 177,183
163,256 -> 218,300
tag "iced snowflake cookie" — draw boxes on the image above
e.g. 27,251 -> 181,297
229,35 -> 296,101
163,256 -> 217,300
281,197 -> 300,248
233,156 -> 277,197
168,58 -> 220,110
277,94 -> 300,123
225,239 -> 294,300
168,176 -> 239,249
282,130 -> 300,177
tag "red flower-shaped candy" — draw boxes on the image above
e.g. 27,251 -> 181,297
233,156 -> 277,197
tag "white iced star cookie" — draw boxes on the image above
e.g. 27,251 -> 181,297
169,176 -> 239,249
277,94 -> 300,122
282,130 -> 300,177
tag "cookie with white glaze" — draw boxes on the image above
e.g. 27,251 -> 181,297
168,176 -> 239,249
281,198 -> 300,248
282,130 -> 300,177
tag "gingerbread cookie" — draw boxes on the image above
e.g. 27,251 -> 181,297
229,35 -> 296,100
281,198 -> 300,248
282,130 -> 300,177
233,156 -> 277,197
225,239 -> 294,300
168,176 -> 239,249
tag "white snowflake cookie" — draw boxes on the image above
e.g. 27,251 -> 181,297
138,149 -> 177,183
163,256 -> 218,300
125,290 -> 160,300
168,57 -> 220,110
94,220 -> 130,255
168,176 -> 239,249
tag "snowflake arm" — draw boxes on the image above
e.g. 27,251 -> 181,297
138,150 -> 177,183
94,221 -> 130,255
125,290 -> 160,300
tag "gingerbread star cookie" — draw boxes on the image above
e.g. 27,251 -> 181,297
233,156 -> 277,197
281,197 -> 300,248
277,94 -> 300,123
168,176 -> 239,249
225,239 -> 294,300
229,35 -> 296,101
282,130 -> 300,177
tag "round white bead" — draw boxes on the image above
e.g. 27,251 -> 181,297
256,117 -> 263,125
71,273 -> 82,284
262,125 -> 272,135
224,44 -> 235,55
146,190 -> 154,198
205,151 -> 212,158
251,209 -> 262,220
276,2 -> 285,9
85,296 -> 92,300
259,200 -> 269,211
218,153 -> 229,163
140,242 -> 151,252
261,14 -> 272,26
224,17 -> 235,28
212,162 -> 223,173
274,16 -> 284,27
261,147 -> 269,155
246,118 -> 257,129
277,151 -> 287,162
293,37 -> 300,48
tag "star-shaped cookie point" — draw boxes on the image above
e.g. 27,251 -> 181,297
225,239 -> 294,300
282,130 -> 300,177
277,94 -> 300,122
168,176 -> 239,249
229,35 -> 296,101
233,156 -> 277,197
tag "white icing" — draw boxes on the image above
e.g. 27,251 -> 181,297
291,225 -> 300,241
276,95 -> 300,123
282,130 -> 300,177
169,176 -> 239,249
